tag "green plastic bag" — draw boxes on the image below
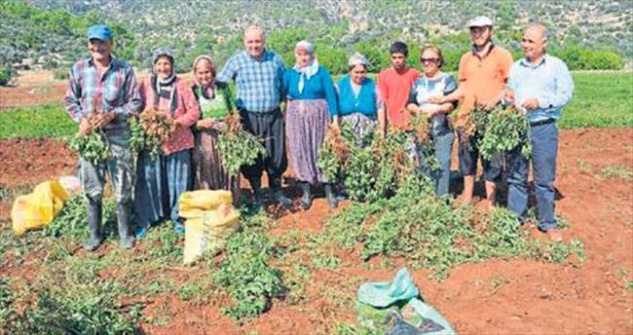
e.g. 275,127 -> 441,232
357,268 -> 455,334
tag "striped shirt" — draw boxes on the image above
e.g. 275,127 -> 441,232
216,50 -> 285,113
64,57 -> 141,132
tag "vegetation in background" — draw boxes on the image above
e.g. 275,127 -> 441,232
1,1 -> 629,75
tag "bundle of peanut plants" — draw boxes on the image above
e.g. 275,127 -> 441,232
215,112 -> 267,178
67,99 -> 110,165
130,109 -> 176,160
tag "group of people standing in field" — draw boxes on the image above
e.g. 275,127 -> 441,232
64,15 -> 574,251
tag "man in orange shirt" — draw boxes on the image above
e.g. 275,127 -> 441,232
432,16 -> 514,208
377,42 -> 421,136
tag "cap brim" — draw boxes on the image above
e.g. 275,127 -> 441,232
88,35 -> 110,41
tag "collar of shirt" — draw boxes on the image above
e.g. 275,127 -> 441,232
519,54 -> 548,69
245,49 -> 272,62
471,42 -> 495,59
88,54 -> 116,67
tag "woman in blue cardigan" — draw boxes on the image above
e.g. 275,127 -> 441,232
284,41 -> 339,209
335,53 -> 383,147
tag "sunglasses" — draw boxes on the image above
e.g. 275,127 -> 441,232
420,58 -> 439,64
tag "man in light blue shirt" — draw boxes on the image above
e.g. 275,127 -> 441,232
505,23 -> 574,242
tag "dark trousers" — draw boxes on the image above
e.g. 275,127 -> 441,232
507,122 -> 558,231
458,132 -> 503,182
239,108 -> 287,189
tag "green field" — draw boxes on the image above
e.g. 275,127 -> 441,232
0,72 -> 630,139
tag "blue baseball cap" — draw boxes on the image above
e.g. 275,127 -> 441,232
87,24 -> 112,41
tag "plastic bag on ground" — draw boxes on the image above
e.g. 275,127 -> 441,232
179,190 -> 240,264
357,267 -> 455,335
11,180 -> 69,236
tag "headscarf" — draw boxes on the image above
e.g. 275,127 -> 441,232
192,55 -> 216,99
151,48 -> 177,112
293,40 -> 319,94
348,52 -> 370,68
151,48 -> 176,87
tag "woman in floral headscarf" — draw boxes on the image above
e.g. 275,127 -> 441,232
190,55 -> 240,207
283,40 -> 339,209
335,52 -> 384,146
135,48 -> 200,236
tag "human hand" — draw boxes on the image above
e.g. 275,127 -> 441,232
79,118 -> 92,136
521,98 -> 540,110
503,88 -> 515,104
196,119 -> 215,129
422,106 -> 441,117
405,104 -> 419,115
331,116 -> 340,129
427,96 -> 444,104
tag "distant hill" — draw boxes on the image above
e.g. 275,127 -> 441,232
2,0 -> 631,74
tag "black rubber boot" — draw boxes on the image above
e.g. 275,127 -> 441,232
250,178 -> 264,207
116,202 -> 135,249
271,177 -> 292,208
300,182 -> 312,209
85,197 -> 103,251
324,183 -> 338,209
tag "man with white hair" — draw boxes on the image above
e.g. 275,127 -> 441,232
504,23 -> 574,242
216,25 -> 290,208
431,16 -> 514,208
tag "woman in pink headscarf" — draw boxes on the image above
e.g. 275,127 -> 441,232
283,40 -> 339,209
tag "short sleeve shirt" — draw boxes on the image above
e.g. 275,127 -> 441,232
457,45 -> 513,116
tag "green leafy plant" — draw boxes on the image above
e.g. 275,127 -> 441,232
478,106 -> 531,160
212,213 -> 283,320
215,113 -> 268,178
0,65 -> 17,86
67,131 -> 110,166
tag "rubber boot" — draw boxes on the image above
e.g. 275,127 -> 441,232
300,182 -> 312,209
271,177 -> 292,208
250,178 -> 264,207
117,202 -> 135,249
84,197 -> 103,251
324,183 -> 338,209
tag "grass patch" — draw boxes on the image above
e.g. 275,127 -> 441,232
0,104 -> 75,139
599,165 -> 633,180
0,73 -> 630,140
559,72 -> 633,129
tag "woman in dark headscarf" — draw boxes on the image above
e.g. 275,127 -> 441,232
190,55 -> 240,207
284,40 -> 339,209
135,48 -> 200,236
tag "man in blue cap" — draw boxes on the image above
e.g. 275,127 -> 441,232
64,24 -> 142,251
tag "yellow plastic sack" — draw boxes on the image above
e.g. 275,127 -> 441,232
179,190 -> 240,264
179,190 -> 233,212
11,181 -> 69,236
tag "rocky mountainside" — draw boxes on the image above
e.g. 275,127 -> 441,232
2,0 -> 630,74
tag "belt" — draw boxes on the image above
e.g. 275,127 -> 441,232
530,118 -> 555,127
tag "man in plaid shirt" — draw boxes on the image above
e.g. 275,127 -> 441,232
64,24 -> 141,251
216,25 -> 290,208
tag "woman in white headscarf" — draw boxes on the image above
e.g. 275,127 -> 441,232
283,40 -> 339,209
335,52 -> 384,147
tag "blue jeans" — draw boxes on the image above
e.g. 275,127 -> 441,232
413,131 -> 454,197
432,131 -> 454,197
507,122 -> 558,231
